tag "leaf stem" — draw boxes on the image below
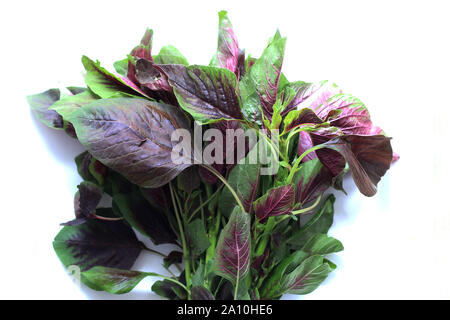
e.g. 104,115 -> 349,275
92,214 -> 124,221
199,164 -> 246,213
169,181 -> 192,293
187,185 -> 223,223
278,195 -> 322,223
255,217 -> 275,256
286,144 -> 327,184
146,272 -> 188,292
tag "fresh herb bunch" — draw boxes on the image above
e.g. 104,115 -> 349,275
27,11 -> 396,300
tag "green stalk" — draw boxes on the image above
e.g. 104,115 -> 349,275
169,181 -> 191,293
199,164 -> 245,213
278,195 -> 322,223
286,144 -> 327,184
255,217 -> 276,256
187,185 -> 223,223
146,272 -> 188,292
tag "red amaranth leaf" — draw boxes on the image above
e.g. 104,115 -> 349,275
156,64 -> 243,123
253,185 -> 294,221
213,206 -> 251,286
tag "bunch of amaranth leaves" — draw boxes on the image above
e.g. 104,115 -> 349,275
27,11 -> 397,300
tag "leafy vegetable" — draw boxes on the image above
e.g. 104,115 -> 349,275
29,11 -> 397,301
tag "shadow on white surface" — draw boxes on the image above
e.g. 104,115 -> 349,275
29,110 -> 85,164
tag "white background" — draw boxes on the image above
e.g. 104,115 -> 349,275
1,0 -> 449,299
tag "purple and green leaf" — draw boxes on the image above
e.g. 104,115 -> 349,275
211,11 -> 240,77
213,206 -> 251,288
82,56 -> 148,99
157,64 -> 243,123
50,89 -> 98,120
280,255 -> 332,295
293,158 -> 333,207
81,267 -> 150,294
27,88 -> 64,129
253,184 -> 294,222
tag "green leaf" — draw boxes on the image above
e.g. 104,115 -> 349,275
152,278 -> 187,300
301,234 -> 344,255
280,255 -> 333,295
260,250 -> 308,299
53,219 -> 142,272
67,97 -> 193,188
192,261 -> 205,287
157,64 -> 243,124
239,73 -> 262,124
113,58 -> 129,76
213,206 -> 251,288
154,45 -> 188,65
185,219 -> 210,257
82,55 -> 147,99
287,194 -> 335,249
218,146 -> 261,217
50,89 -> 98,120
239,32 -> 286,118
67,87 -> 88,95
81,267 -> 150,294
177,166 -> 200,194
27,88 -> 63,129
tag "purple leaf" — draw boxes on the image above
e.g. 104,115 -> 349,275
53,219 -> 142,272
325,134 -> 393,197
253,185 -> 295,221
113,188 -> 177,245
67,97 -> 193,188
135,58 -> 172,91
127,28 -> 153,85
190,286 -> 215,300
213,206 -> 251,286
61,181 -> 102,226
